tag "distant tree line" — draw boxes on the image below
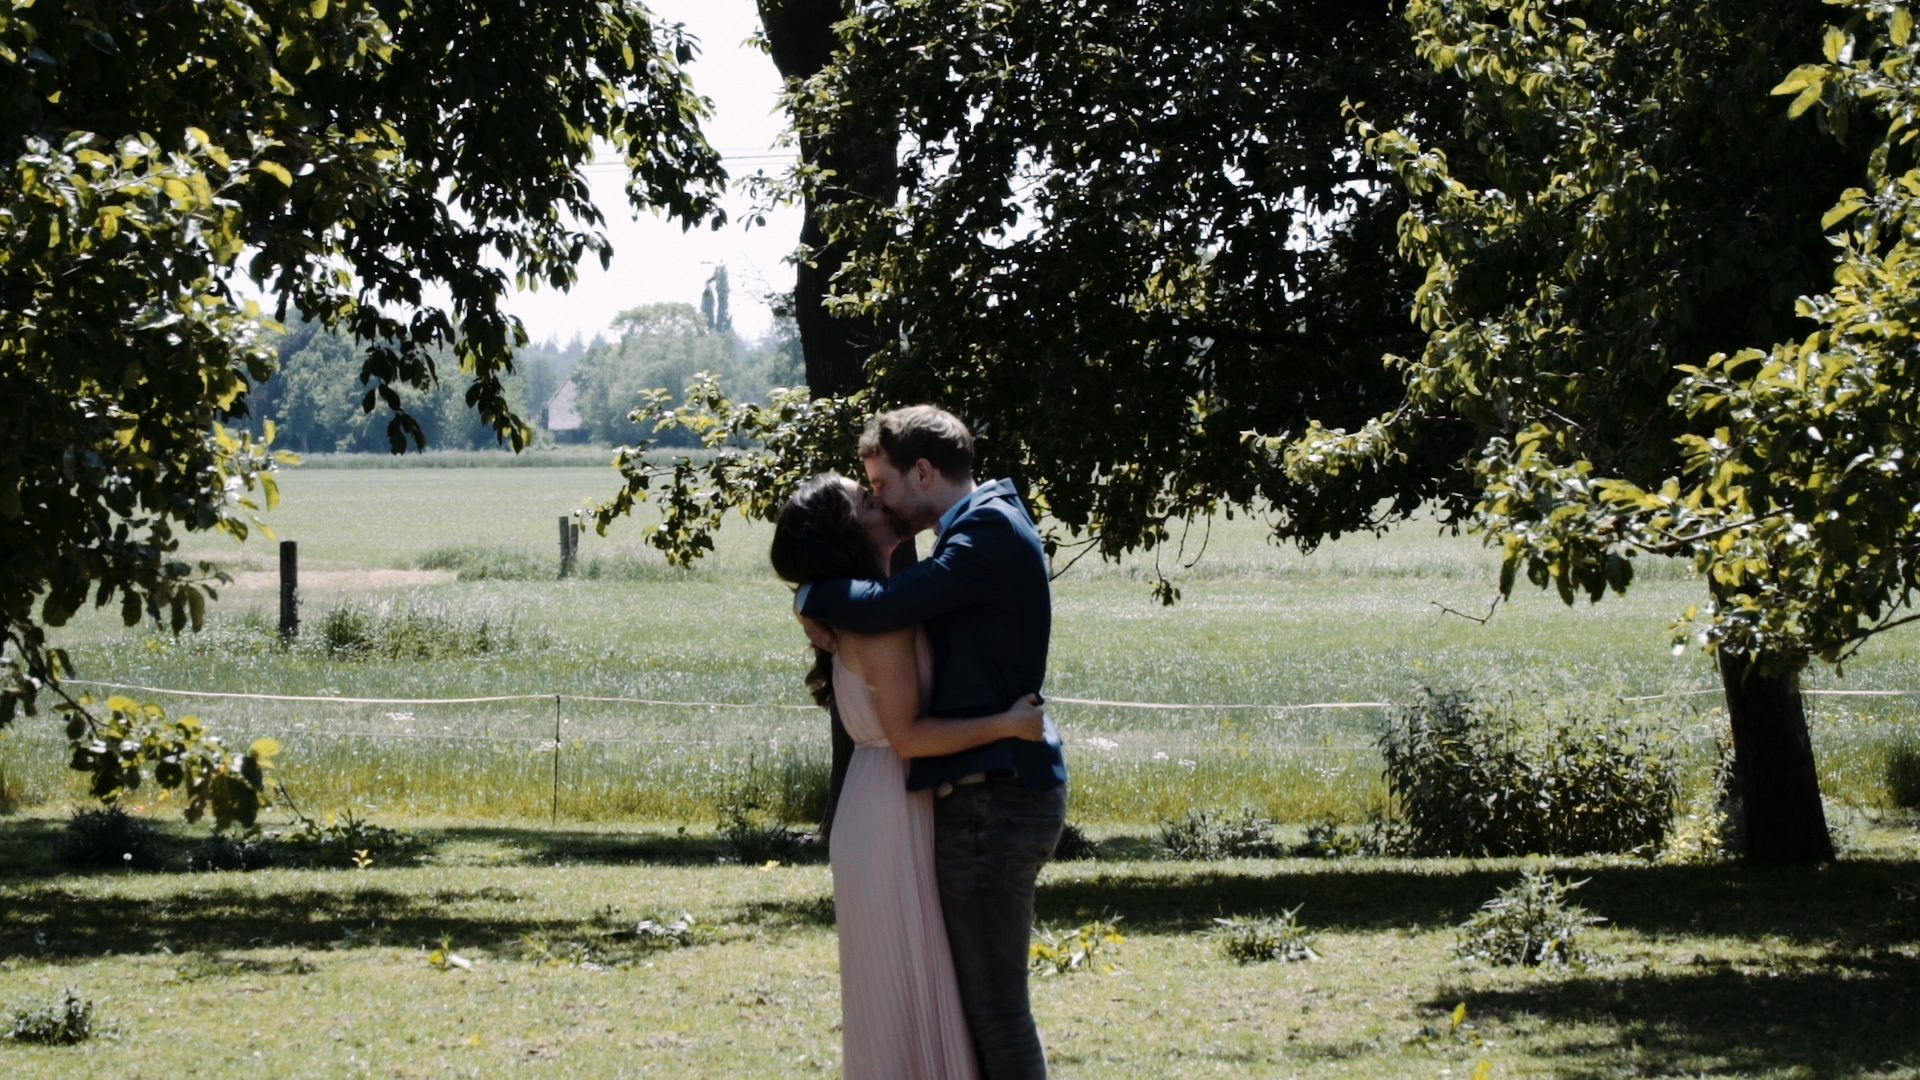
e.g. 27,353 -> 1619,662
248,269 -> 805,452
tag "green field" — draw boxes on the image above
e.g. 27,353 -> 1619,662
6,464 -> 1920,1078
3,464 -> 1919,820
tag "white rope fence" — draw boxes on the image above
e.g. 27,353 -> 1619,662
62,679 -> 1917,713
21,678 -> 1913,819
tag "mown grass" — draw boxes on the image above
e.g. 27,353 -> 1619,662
7,461 -> 1920,1077
2,816 -> 1919,1078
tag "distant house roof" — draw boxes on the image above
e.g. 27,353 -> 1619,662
544,379 -> 582,431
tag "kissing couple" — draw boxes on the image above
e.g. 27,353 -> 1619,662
770,405 -> 1069,1080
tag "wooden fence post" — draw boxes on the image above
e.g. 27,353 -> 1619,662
279,540 -> 299,640
558,515 -> 574,578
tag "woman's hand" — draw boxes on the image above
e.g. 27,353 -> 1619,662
1007,694 -> 1047,742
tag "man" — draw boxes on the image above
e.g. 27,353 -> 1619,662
798,404 -> 1067,1080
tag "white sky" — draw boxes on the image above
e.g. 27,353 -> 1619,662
509,0 -> 801,345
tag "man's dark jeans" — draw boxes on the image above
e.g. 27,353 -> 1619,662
933,777 -> 1067,1080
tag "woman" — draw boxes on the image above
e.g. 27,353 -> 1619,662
771,473 -> 1045,1080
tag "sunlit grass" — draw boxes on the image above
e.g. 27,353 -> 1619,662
8,465 -> 1918,827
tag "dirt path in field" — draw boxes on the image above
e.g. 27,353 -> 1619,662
226,568 -> 456,592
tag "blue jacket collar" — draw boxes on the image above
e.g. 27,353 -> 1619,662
936,478 -> 1014,541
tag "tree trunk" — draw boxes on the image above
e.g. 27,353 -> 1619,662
1718,648 -> 1834,864
760,0 -> 900,843
756,0 -> 897,396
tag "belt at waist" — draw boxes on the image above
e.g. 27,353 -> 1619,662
934,768 -> 1018,798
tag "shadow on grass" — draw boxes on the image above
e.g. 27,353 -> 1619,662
0,817 -> 831,877
6,814 -> 1919,969
1439,956 -> 1920,1079
0,882 -> 565,963
1036,858 -> 1920,944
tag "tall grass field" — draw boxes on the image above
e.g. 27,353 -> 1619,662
3,464 -> 1918,825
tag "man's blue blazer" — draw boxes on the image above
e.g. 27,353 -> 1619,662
801,479 -> 1068,791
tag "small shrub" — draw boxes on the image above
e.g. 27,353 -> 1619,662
52,807 -> 165,871
309,597 -> 531,660
1293,817 -> 1392,858
1158,807 -> 1285,860
264,800 -> 423,868
0,762 -> 21,815
1664,732 -> 1742,863
1053,821 -> 1099,860
187,833 -> 277,872
1029,919 -> 1123,976
1455,869 -> 1604,968
1379,685 -> 1679,857
418,545 -> 550,582
716,799 -> 806,864
1211,906 -> 1319,963
714,749 -> 829,863
6,989 -> 97,1045
1884,733 -> 1920,808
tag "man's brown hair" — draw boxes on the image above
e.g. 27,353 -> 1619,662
858,405 -> 974,481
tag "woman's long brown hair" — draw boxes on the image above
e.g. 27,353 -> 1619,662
769,474 -> 885,707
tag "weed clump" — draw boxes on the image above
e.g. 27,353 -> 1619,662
418,545 -> 550,582
311,597 -> 531,660
1158,807 -> 1285,860
1029,919 -> 1123,976
6,989 -> 98,1045
1455,869 -> 1604,967
1053,821 -> 1099,860
0,762 -> 26,815
1211,906 -> 1319,963
714,750 -> 829,864
52,807 -> 165,871
1379,685 -> 1679,857
520,909 -> 712,970
1292,817 -> 1388,858
186,833 -> 277,872
1884,733 -> 1920,808
265,801 -> 423,869
1664,732 -> 1743,863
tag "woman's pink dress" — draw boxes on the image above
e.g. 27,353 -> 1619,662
829,634 -> 980,1080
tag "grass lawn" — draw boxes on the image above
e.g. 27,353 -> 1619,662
3,817 -> 1920,1078
6,466 -> 1920,1075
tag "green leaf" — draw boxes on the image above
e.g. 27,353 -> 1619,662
1823,26 -> 1850,64
1822,196 -> 1867,228
1789,82 -> 1825,120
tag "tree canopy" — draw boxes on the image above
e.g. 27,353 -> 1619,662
598,0 -> 1479,593
1,0 -> 726,822
1284,0 -> 1904,862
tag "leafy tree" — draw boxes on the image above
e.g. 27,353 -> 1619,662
741,302 -> 807,395
601,0 -> 1473,561
572,302 -> 740,446
1,0 -> 724,819
252,318 -> 545,453
701,265 -> 735,335
1291,0 -> 1879,862
605,0 -> 1474,840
